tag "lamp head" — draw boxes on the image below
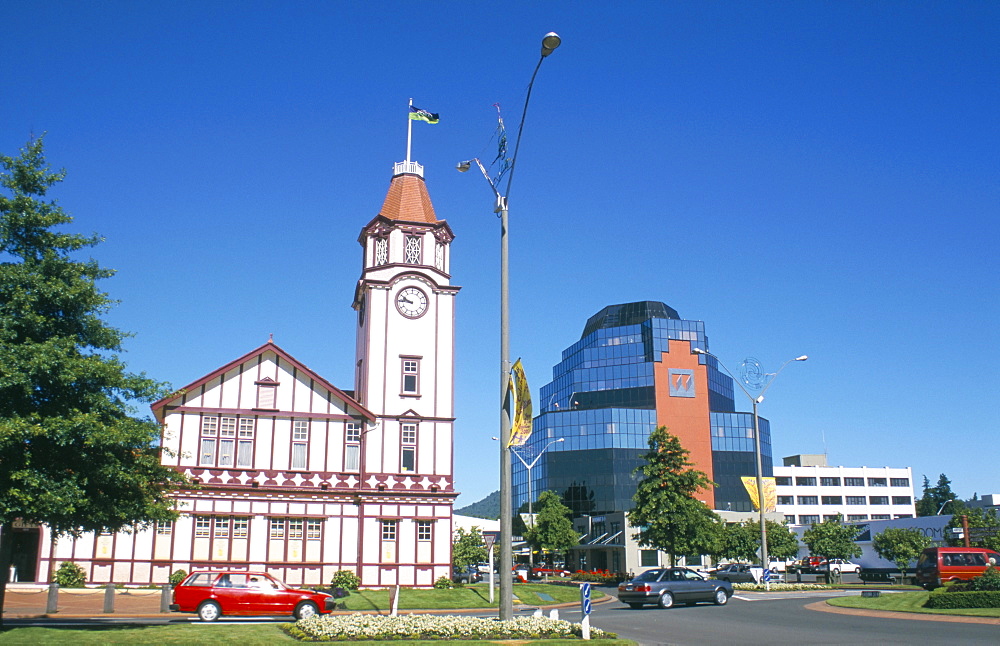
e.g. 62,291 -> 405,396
692,348 -> 707,355
541,32 -> 561,57
456,160 -> 472,172
795,355 -> 808,361
556,437 -> 566,442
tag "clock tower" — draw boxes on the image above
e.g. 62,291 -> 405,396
351,159 -> 458,584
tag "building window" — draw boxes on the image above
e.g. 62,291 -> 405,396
195,516 -> 211,538
155,521 -> 172,535
822,514 -> 840,522
892,496 -> 912,505
233,517 -> 248,538
847,514 -> 869,521
401,358 -> 420,395
345,422 -> 361,471
288,518 -> 303,539
214,516 -> 230,538
870,496 -> 889,505
797,496 -> 818,505
775,476 -> 792,486
871,514 -> 891,520
256,380 -> 278,409
640,550 -> 658,567
237,418 -> 254,468
847,496 -> 866,505
417,520 -> 432,541
820,477 -> 841,487
894,514 -> 913,519
868,478 -> 887,487
270,517 -> 285,539
799,515 -> 820,525
401,423 -> 417,473
375,237 -> 388,265
381,520 -> 398,541
795,477 -> 816,486
200,417 -> 218,466
292,420 -> 309,470
307,519 -> 322,540
890,478 -> 910,487
822,496 -> 843,505
844,477 -> 865,486
777,496 -> 794,505
784,515 -> 796,524
404,235 -> 421,264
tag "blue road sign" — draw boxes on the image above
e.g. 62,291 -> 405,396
580,582 -> 592,615
763,568 -> 771,583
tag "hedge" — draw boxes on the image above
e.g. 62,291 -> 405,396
924,591 -> 1000,609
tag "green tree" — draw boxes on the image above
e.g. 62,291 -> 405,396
801,516 -> 862,563
717,519 -> 799,564
452,526 -> 487,569
0,137 -> 187,627
525,490 -> 578,562
872,527 -> 932,580
628,427 -> 721,565
915,473 -> 958,517
946,507 -> 1000,551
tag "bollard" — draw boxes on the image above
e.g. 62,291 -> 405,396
46,583 -> 59,614
549,608 -> 559,621
104,583 -> 116,613
161,583 -> 173,613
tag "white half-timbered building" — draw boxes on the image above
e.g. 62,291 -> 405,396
22,159 -> 460,588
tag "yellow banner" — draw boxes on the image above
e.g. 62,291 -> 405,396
508,359 -> 533,447
741,476 -> 777,512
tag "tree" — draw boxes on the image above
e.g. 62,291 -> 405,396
801,517 -> 862,563
452,526 -> 487,569
946,507 -> 1000,551
872,527 -> 932,580
717,519 -> 799,564
628,427 -> 721,565
0,137 -> 187,627
525,491 -> 578,562
916,473 -> 958,517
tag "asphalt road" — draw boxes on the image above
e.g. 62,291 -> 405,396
577,589 -> 999,646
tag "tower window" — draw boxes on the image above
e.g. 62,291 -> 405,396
404,235 -> 421,264
375,238 -> 388,265
417,520 -> 432,541
345,422 -> 361,472
401,358 -> 420,395
434,243 -> 444,270
401,423 -> 417,472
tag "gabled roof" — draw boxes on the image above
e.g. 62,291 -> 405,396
150,340 -> 374,422
378,172 -> 438,223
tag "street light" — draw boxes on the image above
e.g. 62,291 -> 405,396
458,31 -> 561,621
693,348 -> 806,584
937,498 -> 957,515
512,438 -> 565,567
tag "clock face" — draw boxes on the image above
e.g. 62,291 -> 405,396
395,287 -> 428,318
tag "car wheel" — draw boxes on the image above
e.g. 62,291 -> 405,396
658,592 -> 674,609
832,568 -> 841,575
627,602 -> 643,609
197,600 -> 221,621
295,601 -> 319,620
713,589 -> 729,606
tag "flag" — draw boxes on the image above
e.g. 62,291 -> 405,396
409,105 -> 439,124
508,359 -> 533,447
741,476 -> 777,512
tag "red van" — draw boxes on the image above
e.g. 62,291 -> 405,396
914,547 -> 1000,590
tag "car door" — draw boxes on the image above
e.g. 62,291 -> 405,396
211,573 -> 250,614
680,568 -> 713,601
251,574 -> 291,615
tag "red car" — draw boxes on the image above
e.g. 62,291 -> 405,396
170,571 -> 336,621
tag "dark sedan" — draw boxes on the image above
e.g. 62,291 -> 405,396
711,563 -> 758,583
617,567 -> 733,609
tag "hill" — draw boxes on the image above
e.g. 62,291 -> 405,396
455,490 -> 499,520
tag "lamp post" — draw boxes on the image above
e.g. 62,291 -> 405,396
693,348 -> 806,583
512,437 -> 565,567
457,31 -> 561,621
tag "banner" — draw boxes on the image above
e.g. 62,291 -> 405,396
741,476 -> 777,512
508,359 -> 533,447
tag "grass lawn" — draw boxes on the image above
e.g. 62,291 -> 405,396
0,625 -> 633,645
827,591 -> 1000,618
340,582 -> 601,611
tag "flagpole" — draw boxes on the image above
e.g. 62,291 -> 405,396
406,98 -> 413,162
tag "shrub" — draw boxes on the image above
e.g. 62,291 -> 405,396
570,571 -> 619,585
434,576 -> 453,589
969,566 -> 1000,592
54,562 -> 86,588
169,569 -> 188,586
925,590 -> 1000,609
331,569 -> 360,590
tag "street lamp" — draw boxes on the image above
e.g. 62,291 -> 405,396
693,348 -> 807,584
937,498 -> 957,515
512,437 -> 565,567
457,31 -> 561,621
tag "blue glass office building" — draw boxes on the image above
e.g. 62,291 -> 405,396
512,301 -> 772,527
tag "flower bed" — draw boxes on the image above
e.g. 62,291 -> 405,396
286,614 -> 615,641
732,582 -> 831,592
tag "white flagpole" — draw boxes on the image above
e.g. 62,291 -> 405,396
406,98 -> 413,162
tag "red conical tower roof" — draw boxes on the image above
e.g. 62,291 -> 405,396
378,170 -> 438,224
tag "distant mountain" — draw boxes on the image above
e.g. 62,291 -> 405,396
455,490 -> 500,520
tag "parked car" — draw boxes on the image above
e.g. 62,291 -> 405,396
530,566 -> 571,579
817,559 -> 861,574
617,567 -> 733,609
915,546 -> 1000,590
171,571 -> 335,621
453,566 -> 483,584
711,563 -> 757,583
787,556 -> 824,574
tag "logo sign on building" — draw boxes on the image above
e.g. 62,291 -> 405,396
668,369 -> 695,397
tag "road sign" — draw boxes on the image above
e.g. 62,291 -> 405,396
580,582 -> 592,616
763,568 -> 771,583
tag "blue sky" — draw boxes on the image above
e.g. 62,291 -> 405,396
3,1 -> 998,507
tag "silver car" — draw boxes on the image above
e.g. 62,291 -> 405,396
617,567 -> 733,609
